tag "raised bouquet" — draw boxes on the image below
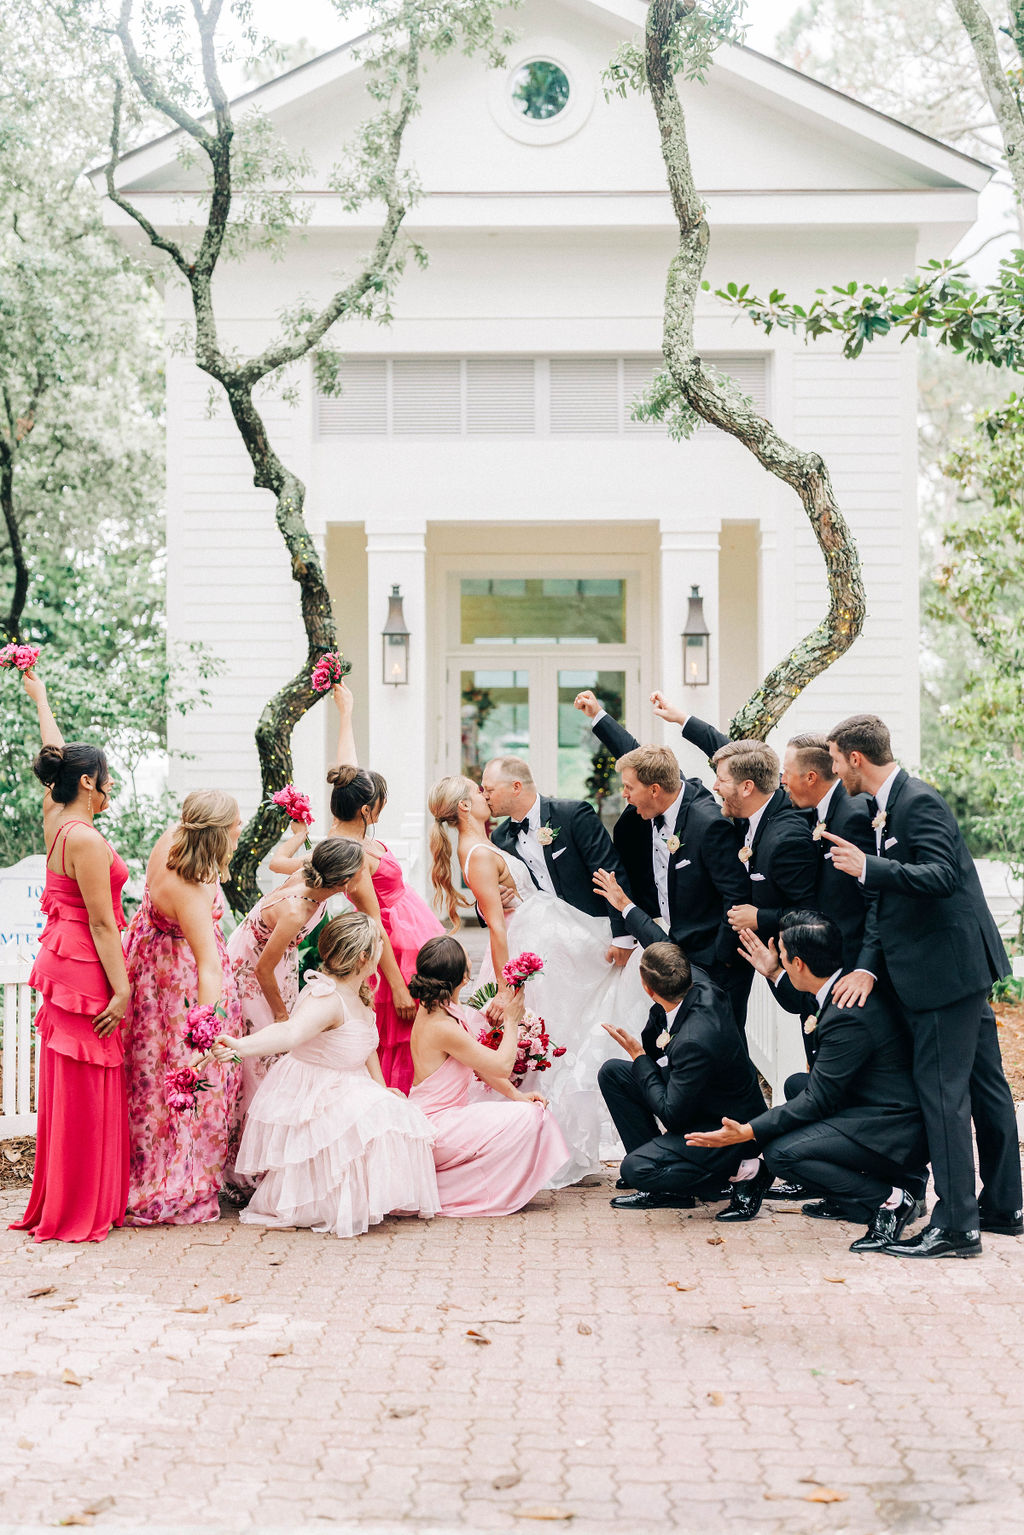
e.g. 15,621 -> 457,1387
0,642 -> 40,673
310,651 -> 345,694
467,950 -> 545,1009
268,783 -> 314,828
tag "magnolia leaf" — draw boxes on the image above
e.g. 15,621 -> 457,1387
513,1508 -> 576,1522
804,1488 -> 848,1503
215,1292 -> 242,1303
706,1235 -> 725,1246
268,1344 -> 293,1358
576,1321 -> 592,1335
667,1282 -> 697,1291
493,1472 -> 522,1490
706,1390 -> 725,1406
465,1329 -> 491,1345
386,1406 -> 418,1419
60,1368 -> 82,1387
822,1276 -> 847,1284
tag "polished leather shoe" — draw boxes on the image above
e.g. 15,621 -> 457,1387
609,1191 -> 697,1210
979,1207 -> 1023,1236
614,1178 -> 633,1190
766,1180 -> 809,1201
715,1161 -> 774,1223
849,1190 -> 919,1253
884,1225 -> 982,1259
802,1198 -> 848,1220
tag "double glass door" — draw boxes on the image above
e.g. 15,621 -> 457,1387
455,657 -> 637,828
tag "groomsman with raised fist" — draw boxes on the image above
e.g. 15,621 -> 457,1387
823,713 -> 1022,1258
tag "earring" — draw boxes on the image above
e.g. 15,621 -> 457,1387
87,787 -> 94,818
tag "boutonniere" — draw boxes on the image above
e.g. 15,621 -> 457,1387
738,846 -> 752,863
666,834 -> 681,854
871,809 -> 887,832
536,823 -> 559,847
803,1014 -> 818,1035
812,821 -> 825,841
656,1029 -> 672,1049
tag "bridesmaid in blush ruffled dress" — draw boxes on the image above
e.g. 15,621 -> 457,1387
122,791 -> 244,1225
409,937 -> 569,1216
11,666 -> 130,1244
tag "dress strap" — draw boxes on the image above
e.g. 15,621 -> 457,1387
463,841 -> 506,880
46,819 -> 93,873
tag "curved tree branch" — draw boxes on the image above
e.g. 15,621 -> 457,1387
644,0 -> 865,739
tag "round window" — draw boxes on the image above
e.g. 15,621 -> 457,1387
510,60 -> 571,121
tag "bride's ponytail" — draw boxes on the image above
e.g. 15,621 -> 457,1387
427,775 -> 475,929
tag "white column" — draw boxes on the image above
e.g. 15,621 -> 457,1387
366,524 -> 428,894
659,524 -> 721,741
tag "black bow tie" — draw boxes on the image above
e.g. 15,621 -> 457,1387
653,813 -> 665,831
866,797 -> 879,819
510,817 -> 530,838
738,818 -> 750,838
648,1003 -> 666,1027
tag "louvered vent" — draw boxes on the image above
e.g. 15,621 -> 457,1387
622,357 -> 663,433
549,358 -> 620,434
316,359 -> 387,435
466,358 -> 535,434
392,358 -> 462,435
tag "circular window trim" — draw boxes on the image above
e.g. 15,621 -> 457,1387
488,38 -> 595,146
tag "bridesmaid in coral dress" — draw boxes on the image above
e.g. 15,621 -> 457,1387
409,937 -> 569,1216
10,668 -> 130,1244
122,790 -> 244,1225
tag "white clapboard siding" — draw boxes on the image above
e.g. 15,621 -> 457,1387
466,358 -> 535,434
0,955 -> 38,1136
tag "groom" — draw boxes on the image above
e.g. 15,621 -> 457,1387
481,755 -> 634,959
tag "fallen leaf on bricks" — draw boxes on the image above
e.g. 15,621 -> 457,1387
706,1391 -> 725,1406
60,1369 -> 82,1387
576,1322 -> 592,1335
227,1321 -> 255,1330
17,1438 -> 33,1450
667,1282 -> 696,1291
741,1304 -> 756,1309
493,1472 -> 522,1491
27,1286 -> 56,1299
268,1344 -> 293,1358
513,1508 -> 575,1522
706,1236 -> 725,1246
804,1489 -> 848,1503
57,1515 -> 92,1527
555,1356 -> 564,1366
375,1324 -> 407,1333
83,1499 -> 114,1516
822,1276 -> 846,1284
175,1305 -> 208,1315
267,1260 -> 284,1267
47,1303 -> 78,1313
837,1378 -> 858,1385
386,1406 -> 418,1419
215,1292 -> 242,1304
465,1330 -> 490,1345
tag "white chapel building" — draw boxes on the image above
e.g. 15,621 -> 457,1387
99,0 -> 988,889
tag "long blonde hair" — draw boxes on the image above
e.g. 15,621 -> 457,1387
166,790 -> 239,884
427,774 -> 476,928
319,911 -> 383,1008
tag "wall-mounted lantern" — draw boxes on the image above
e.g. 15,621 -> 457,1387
382,585 -> 411,686
682,584 -> 710,687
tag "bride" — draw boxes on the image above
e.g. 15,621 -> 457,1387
427,775 -> 649,1186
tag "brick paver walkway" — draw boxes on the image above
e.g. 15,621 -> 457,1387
1,1169 -> 1023,1534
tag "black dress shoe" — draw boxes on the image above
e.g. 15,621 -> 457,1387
979,1207 -> 1023,1235
849,1190 -> 919,1253
609,1191 -> 697,1210
715,1161 -> 774,1223
883,1225 -> 982,1259
802,1198 -> 848,1220
614,1178 -> 635,1190
766,1180 -> 809,1201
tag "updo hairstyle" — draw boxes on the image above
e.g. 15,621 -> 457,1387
318,910 -> 383,1008
408,934 -> 469,1014
301,835 -> 364,891
327,765 -> 377,823
427,774 -> 476,926
166,789 -> 239,884
33,743 -> 110,807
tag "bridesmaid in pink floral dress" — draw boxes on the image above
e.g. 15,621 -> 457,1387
226,837 -> 365,1153
122,791 -> 244,1225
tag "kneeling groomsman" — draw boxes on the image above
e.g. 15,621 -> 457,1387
687,912 -> 930,1253
823,714 -> 1022,1258
598,944 -> 766,1210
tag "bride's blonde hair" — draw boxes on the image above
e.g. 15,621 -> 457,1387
318,911 -> 383,1008
427,774 -> 477,928
166,790 -> 239,884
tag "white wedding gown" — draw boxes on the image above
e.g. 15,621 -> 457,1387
471,847 -> 650,1188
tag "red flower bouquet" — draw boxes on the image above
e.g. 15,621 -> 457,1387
183,1002 -> 226,1054
310,652 -> 345,693
477,1008 -> 565,1086
165,1065 -> 212,1114
269,783 -> 314,828
501,951 -> 544,991
0,642 -> 41,673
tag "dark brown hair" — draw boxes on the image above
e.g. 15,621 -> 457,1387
711,739 -> 779,795
327,765 -> 378,822
639,942 -> 692,1002
826,715 -> 894,766
408,935 -> 468,1013
786,733 -> 835,781
33,743 -> 110,806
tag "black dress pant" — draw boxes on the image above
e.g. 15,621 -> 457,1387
706,960 -> 754,1035
764,1122 -> 915,1224
905,990 -> 1022,1229
598,1059 -> 742,1195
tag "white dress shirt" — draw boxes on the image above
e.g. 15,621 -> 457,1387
816,970 -> 842,1010
655,999 -> 683,1065
651,786 -> 686,925
813,778 -> 841,827
513,796 -> 556,896
742,798 -> 769,855
857,763 -> 901,882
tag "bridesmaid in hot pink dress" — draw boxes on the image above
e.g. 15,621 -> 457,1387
409,937 -> 569,1216
11,669 -> 130,1244
122,791 -> 245,1225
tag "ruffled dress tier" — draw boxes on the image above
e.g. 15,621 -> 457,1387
409,1007 -> 570,1217
236,974 -> 440,1237
10,831 -> 130,1244
122,886 -> 243,1225
371,847 -> 444,1093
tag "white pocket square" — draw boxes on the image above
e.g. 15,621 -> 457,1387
656,1054 -> 669,1068
749,872 -> 766,882
884,836 -> 898,850
674,858 -> 692,869
551,847 -> 566,859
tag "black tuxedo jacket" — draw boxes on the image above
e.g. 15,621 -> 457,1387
593,713 -> 748,967
810,782 -> 875,971
490,794 -> 630,934
749,980 -> 927,1167
632,973 -> 767,1136
680,715 -> 818,937
859,769 -> 1009,1010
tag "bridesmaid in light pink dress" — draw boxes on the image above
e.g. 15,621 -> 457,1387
409,936 -> 569,1217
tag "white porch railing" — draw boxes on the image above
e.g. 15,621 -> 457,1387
745,973 -> 808,1103
0,952 -> 38,1137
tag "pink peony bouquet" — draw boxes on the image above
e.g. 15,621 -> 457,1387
310,652 -> 345,693
501,951 -> 544,991
183,1002 -> 226,1054
269,783 -> 314,828
165,1065 -> 213,1114
477,1008 -> 565,1086
0,642 -> 41,673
